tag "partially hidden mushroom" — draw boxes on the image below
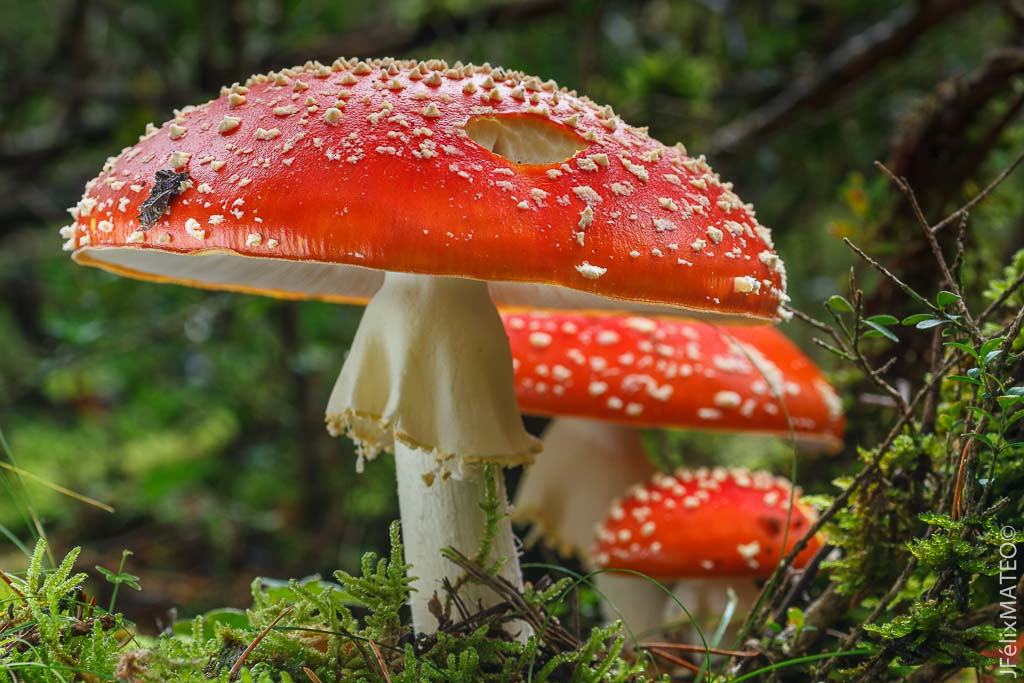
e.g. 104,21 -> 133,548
592,467 -> 823,640
505,310 -> 843,635
62,58 -> 788,634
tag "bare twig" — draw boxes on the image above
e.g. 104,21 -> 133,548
229,606 -> 294,680
367,640 -> 392,683
710,0 -> 982,155
931,147 -> 1024,234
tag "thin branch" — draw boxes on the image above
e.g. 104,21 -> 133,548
930,147 -> 1024,234
710,0 -> 982,155
229,606 -> 294,680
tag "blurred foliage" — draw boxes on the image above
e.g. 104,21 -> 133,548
2,0 -> 1024,679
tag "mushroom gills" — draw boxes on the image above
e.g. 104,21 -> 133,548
465,114 -> 587,165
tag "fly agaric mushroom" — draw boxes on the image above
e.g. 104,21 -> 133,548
508,310 -> 843,558
594,467 -> 822,576
593,467 -> 823,638
61,57 -> 788,633
505,310 -> 842,635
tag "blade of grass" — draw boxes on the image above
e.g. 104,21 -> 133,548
730,649 -> 872,681
0,461 -> 114,513
0,427 -> 49,559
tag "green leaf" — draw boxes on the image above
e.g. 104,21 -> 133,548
902,313 -> 934,326
983,349 -> 1003,365
980,337 -> 1006,357
965,433 -> 994,449
997,396 -> 1021,410
827,295 -> 855,313
862,320 -> 899,342
936,290 -> 961,308
944,341 -> 980,360
867,314 -> 900,325
916,318 -> 949,330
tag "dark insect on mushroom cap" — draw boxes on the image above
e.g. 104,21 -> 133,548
137,170 -> 191,229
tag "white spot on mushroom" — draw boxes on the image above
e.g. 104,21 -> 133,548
733,276 -> 761,294
182,216 -> 208,239
168,150 -> 191,169
575,262 -> 607,279
713,391 -> 742,408
529,331 -> 552,348
323,107 -> 344,125
736,541 -> 761,560
578,206 -> 594,229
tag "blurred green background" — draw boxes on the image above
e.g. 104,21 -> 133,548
1,0 -> 1022,630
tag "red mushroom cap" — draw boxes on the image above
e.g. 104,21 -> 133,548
505,311 -> 844,448
64,57 -> 785,320
592,467 -> 823,578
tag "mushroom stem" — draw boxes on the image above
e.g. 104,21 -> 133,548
514,418 -> 655,560
513,419 -> 670,637
327,272 -> 538,635
395,451 -> 524,634
595,573 -> 674,640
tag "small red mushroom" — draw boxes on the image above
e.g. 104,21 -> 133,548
592,466 -> 823,578
504,311 -> 842,638
507,311 -> 843,564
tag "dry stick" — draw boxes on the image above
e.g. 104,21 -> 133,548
645,647 -> 705,676
815,558 -> 919,679
978,268 -> 1024,324
708,0 -> 981,156
930,146 -> 1024,234
229,606 -> 294,680
640,642 -> 757,657
874,162 -> 983,342
769,542 -> 834,624
951,441 -> 972,521
0,571 -> 26,601
302,668 -> 323,683
737,338 -> 967,671
367,640 -> 392,683
999,296 -> 1024,355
